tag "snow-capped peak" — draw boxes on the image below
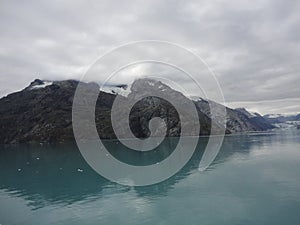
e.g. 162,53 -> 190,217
30,81 -> 53,89
264,114 -> 283,119
188,96 -> 206,102
100,83 -> 130,96
26,79 -> 53,90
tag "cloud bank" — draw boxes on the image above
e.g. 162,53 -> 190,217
0,0 -> 299,114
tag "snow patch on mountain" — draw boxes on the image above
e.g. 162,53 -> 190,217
189,96 -> 206,102
25,79 -> 53,90
30,81 -> 53,89
265,114 -> 283,119
100,84 -> 130,96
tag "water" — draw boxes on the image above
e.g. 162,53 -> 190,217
0,130 -> 300,225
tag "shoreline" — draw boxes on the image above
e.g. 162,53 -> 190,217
1,129 -> 297,146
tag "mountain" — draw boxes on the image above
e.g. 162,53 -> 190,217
193,100 -> 275,133
123,79 -> 227,137
235,108 -> 275,131
0,78 -> 274,144
263,114 -> 300,123
263,113 -> 300,129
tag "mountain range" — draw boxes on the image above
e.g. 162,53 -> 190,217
0,78 -> 295,144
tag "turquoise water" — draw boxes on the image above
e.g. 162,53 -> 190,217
0,130 -> 300,225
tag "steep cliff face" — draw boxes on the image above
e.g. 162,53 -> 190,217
0,78 -> 274,144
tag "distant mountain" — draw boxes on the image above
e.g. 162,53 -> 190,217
235,108 -> 275,131
193,101 -> 275,133
263,113 -> 300,123
0,78 -> 275,144
263,113 -> 300,129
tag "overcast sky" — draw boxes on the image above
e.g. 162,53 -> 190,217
0,0 -> 299,115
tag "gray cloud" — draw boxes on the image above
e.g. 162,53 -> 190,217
0,0 -> 299,115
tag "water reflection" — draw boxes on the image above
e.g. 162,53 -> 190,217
0,131 -> 298,210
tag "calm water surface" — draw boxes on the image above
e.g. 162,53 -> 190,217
0,130 -> 300,225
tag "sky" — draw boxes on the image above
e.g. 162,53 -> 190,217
0,0 -> 299,115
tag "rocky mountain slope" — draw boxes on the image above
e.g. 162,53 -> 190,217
235,108 -> 275,131
0,78 -> 274,144
194,100 -> 275,133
